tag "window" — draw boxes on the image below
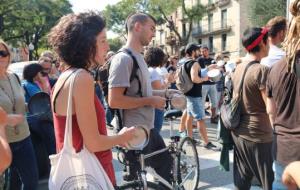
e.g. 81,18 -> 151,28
209,36 -> 213,51
222,34 -> 227,51
221,9 -> 227,28
208,14 -> 213,32
198,39 -> 202,45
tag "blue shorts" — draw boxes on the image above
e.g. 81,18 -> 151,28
186,96 -> 205,121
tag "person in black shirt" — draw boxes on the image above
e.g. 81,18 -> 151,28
184,43 -> 217,149
197,45 -> 218,123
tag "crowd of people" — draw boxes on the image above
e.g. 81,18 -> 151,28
0,1 -> 299,190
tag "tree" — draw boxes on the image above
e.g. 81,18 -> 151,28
0,0 -> 72,59
248,0 -> 286,27
103,0 -> 141,39
108,38 -> 124,52
102,0 -> 206,46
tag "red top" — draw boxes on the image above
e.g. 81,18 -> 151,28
53,95 -> 115,184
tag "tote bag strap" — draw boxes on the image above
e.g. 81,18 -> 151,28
62,69 -> 83,152
237,60 -> 259,97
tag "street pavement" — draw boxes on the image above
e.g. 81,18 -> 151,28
110,116 -> 262,190
37,116 -> 263,190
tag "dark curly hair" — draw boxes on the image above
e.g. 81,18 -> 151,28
144,47 -> 166,67
23,64 -> 43,82
48,11 -> 106,69
242,27 -> 268,53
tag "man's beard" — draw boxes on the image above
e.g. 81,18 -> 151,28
141,37 -> 150,47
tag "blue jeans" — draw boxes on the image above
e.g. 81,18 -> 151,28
154,109 -> 164,133
272,160 -> 287,190
9,136 -> 38,190
202,84 -> 218,108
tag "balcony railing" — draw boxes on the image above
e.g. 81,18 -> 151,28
216,0 -> 231,7
192,19 -> 232,38
206,2 -> 216,11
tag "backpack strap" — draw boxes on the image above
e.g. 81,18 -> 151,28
12,73 -> 21,86
183,59 -> 197,79
117,48 -> 142,97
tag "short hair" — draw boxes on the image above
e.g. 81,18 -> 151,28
23,63 -> 43,82
0,39 -> 11,64
201,44 -> 209,50
185,43 -> 199,56
38,56 -> 51,65
144,47 -> 165,67
40,50 -> 55,60
266,16 -> 287,38
214,53 -> 223,61
242,27 -> 268,53
48,11 -> 106,69
125,12 -> 156,33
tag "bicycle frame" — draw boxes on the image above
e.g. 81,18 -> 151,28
137,136 -> 184,190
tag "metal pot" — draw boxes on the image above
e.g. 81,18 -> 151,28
207,69 -> 222,82
118,125 -> 149,150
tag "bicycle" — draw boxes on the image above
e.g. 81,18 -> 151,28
117,109 -> 200,190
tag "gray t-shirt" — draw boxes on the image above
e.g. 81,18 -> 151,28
108,47 -> 154,129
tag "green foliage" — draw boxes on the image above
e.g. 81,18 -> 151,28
248,0 -> 286,27
102,0 -> 206,45
103,0 -> 141,35
108,38 -> 124,52
0,0 -> 72,58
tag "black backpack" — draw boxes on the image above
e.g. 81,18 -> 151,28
96,48 -> 142,130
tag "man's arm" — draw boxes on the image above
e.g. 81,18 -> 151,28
190,62 -> 208,84
108,87 -> 166,110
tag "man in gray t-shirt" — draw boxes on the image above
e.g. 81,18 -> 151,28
108,12 -> 172,184
109,47 -> 154,129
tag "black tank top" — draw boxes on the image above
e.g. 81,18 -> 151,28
184,60 -> 202,97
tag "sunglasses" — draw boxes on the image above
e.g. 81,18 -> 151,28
0,50 -> 9,58
41,71 -> 48,77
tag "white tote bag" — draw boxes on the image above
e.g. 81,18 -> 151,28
48,69 -> 114,190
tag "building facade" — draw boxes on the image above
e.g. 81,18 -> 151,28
154,0 -> 252,59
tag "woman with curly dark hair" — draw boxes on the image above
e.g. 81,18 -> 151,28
48,11 -> 135,185
145,47 -> 172,132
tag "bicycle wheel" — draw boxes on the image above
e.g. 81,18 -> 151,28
119,180 -> 161,190
177,136 -> 199,190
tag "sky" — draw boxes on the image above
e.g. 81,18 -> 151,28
69,0 -> 121,13
69,0 -> 121,38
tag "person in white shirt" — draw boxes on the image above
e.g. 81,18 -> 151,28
261,16 -> 287,68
